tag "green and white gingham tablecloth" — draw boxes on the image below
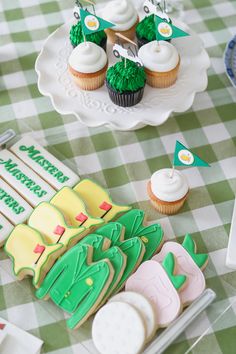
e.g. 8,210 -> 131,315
1,0 -> 236,353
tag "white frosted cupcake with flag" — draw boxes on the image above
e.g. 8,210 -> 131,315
138,15 -> 189,88
147,141 -> 210,215
102,0 -> 139,43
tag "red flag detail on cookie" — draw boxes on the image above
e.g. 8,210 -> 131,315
99,201 -> 112,211
54,225 -> 65,236
34,244 -> 45,254
75,213 -> 88,222
0,323 -> 6,330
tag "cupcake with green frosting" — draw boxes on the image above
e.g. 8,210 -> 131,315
70,21 -> 107,51
136,15 -> 171,48
105,59 -> 146,107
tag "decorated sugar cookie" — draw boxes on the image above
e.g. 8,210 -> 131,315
4,224 -> 64,287
73,179 -> 131,222
0,150 -> 55,207
79,234 -> 127,300
92,302 -> 146,354
109,291 -> 157,342
36,244 -> 114,329
153,234 -> 208,306
95,222 -> 145,293
0,178 -> 33,225
0,213 -> 13,247
50,187 -> 104,229
28,202 -> 87,248
126,253 -> 186,327
117,209 -> 164,261
10,137 -> 80,190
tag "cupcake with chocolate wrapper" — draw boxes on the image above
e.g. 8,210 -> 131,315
68,42 -> 108,90
105,58 -> 146,107
147,168 -> 189,215
102,0 -> 139,43
138,40 -> 180,88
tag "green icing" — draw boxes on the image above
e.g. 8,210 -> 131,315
95,222 -> 145,293
70,21 -> 106,47
162,252 -> 186,290
136,15 -> 156,42
19,144 -> 69,184
106,59 -> 146,93
0,158 -> 47,198
117,209 -> 163,261
0,187 -> 25,215
79,234 -> 126,299
36,244 -> 113,329
182,234 -> 208,269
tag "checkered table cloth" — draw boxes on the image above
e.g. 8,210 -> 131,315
1,0 -> 236,353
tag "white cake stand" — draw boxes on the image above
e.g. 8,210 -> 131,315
35,11 -> 210,131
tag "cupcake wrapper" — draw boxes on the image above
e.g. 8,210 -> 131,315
145,59 -> 180,88
105,18 -> 139,44
73,70 -> 106,91
150,197 -> 187,215
106,80 -> 145,107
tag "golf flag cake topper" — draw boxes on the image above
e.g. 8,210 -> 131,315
80,8 -> 115,36
173,141 -> 210,167
155,15 -> 189,41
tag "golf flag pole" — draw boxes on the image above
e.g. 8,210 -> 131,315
170,164 -> 175,179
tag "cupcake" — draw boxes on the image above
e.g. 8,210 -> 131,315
147,168 -> 189,215
70,21 -> 107,51
68,42 -> 108,90
102,0 -> 139,43
106,59 -> 146,107
136,15 -> 171,48
138,40 -> 180,88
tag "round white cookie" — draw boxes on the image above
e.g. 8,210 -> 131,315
92,302 -> 146,354
109,291 -> 157,342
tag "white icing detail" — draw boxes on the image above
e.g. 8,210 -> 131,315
102,0 -> 138,31
92,301 -> 146,354
68,42 -> 107,73
0,179 -> 33,225
150,168 -> 188,202
0,316 -> 43,354
109,291 -> 156,341
0,150 -> 55,207
138,41 -> 179,72
10,137 -> 79,190
153,242 -> 206,306
0,213 -> 13,246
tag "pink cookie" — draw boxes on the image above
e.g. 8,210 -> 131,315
125,255 -> 186,327
153,234 -> 208,306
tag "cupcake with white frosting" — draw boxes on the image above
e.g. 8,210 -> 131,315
147,168 -> 189,215
138,40 -> 180,88
68,42 -> 108,90
102,0 -> 139,43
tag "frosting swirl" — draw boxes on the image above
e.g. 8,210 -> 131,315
68,42 -> 107,73
102,0 -> 138,31
138,41 -> 179,72
150,168 -> 188,202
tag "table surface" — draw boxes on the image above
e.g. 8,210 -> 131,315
1,0 -> 236,353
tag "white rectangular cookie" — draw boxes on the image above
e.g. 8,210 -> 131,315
0,213 -> 14,246
0,179 -> 33,225
10,137 -> 80,190
0,150 -> 55,206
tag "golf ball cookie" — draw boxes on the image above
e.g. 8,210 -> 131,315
92,301 -> 146,354
109,291 -> 157,341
